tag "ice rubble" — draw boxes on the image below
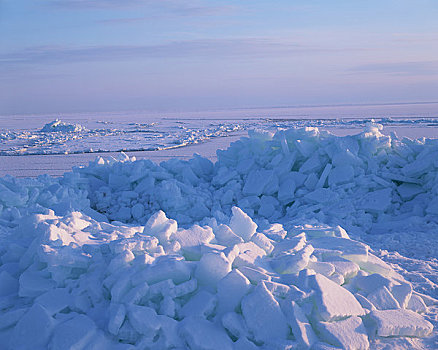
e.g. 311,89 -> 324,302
0,124 -> 437,349
41,119 -> 87,133
66,123 -> 438,236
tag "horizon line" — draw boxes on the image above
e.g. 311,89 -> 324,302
1,100 -> 438,118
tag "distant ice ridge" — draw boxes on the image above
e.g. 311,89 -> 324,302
40,119 -> 88,133
0,124 -> 437,349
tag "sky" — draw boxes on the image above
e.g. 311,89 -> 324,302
1,0 -> 438,115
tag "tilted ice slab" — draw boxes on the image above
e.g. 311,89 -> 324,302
0,208 -> 434,349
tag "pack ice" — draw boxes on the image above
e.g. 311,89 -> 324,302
0,124 -> 436,349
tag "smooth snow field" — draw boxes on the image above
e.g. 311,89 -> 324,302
1,105 -> 438,349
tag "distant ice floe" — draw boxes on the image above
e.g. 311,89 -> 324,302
0,125 -> 437,349
0,118 -> 245,156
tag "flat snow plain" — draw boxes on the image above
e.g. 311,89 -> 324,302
1,112 -> 438,348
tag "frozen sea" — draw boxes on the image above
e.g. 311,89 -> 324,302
2,102 -> 438,177
1,102 -> 438,349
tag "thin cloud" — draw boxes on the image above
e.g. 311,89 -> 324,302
45,0 -> 237,16
351,61 -> 438,76
0,38 -> 336,66
99,5 -> 237,24
44,0 -> 144,10
0,69 -> 71,82
391,33 -> 438,44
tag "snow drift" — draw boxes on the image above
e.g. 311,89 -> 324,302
0,124 -> 437,349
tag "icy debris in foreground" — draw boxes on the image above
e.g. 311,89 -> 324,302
0,124 -> 438,349
0,209 -> 434,349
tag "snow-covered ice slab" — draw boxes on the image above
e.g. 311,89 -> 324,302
241,281 -> 289,343
0,125 -> 437,349
370,309 -> 433,337
316,316 -> 369,350
310,273 -> 365,321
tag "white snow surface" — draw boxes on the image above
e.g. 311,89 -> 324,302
0,125 -> 438,349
